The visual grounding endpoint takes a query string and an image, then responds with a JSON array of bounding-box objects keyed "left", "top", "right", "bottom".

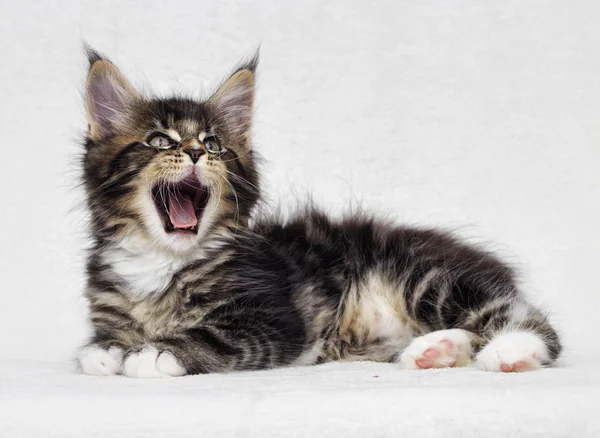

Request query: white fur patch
[
  {"left": 356, "top": 272, "right": 414, "bottom": 346},
  {"left": 476, "top": 331, "right": 548, "bottom": 372},
  {"left": 79, "top": 346, "right": 123, "bottom": 376},
  {"left": 166, "top": 128, "right": 182, "bottom": 142},
  {"left": 509, "top": 301, "right": 530, "bottom": 324},
  {"left": 103, "top": 242, "right": 193, "bottom": 296},
  {"left": 122, "top": 347, "right": 187, "bottom": 378},
  {"left": 122, "top": 347, "right": 162, "bottom": 378},
  {"left": 156, "top": 351, "right": 187, "bottom": 376},
  {"left": 398, "top": 329, "right": 474, "bottom": 369}
]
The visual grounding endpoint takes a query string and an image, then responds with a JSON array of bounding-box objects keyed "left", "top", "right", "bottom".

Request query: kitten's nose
[{"left": 183, "top": 147, "right": 204, "bottom": 164}]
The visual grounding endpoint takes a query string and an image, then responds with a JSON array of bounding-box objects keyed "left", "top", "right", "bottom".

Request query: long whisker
[{"left": 222, "top": 168, "right": 259, "bottom": 192}]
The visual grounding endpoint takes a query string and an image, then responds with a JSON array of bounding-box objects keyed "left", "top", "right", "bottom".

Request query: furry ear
[
  {"left": 85, "top": 48, "right": 139, "bottom": 140},
  {"left": 208, "top": 53, "right": 258, "bottom": 140}
]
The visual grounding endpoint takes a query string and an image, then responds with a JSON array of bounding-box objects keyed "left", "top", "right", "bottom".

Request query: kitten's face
[{"left": 83, "top": 51, "right": 259, "bottom": 253}]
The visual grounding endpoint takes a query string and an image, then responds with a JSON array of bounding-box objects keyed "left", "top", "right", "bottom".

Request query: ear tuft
[
  {"left": 85, "top": 49, "right": 138, "bottom": 140},
  {"left": 238, "top": 48, "right": 260, "bottom": 75},
  {"left": 83, "top": 43, "right": 105, "bottom": 70}
]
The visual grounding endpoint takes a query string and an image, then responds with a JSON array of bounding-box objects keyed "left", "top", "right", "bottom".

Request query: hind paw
[
  {"left": 399, "top": 329, "right": 474, "bottom": 370},
  {"left": 476, "top": 331, "right": 548, "bottom": 372}
]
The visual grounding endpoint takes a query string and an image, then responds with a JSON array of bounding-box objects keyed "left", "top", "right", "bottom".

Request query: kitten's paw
[
  {"left": 476, "top": 331, "right": 548, "bottom": 372},
  {"left": 399, "top": 329, "right": 474, "bottom": 370},
  {"left": 156, "top": 351, "right": 187, "bottom": 377},
  {"left": 122, "top": 347, "right": 162, "bottom": 378},
  {"left": 122, "top": 346, "right": 187, "bottom": 378},
  {"left": 79, "top": 345, "right": 123, "bottom": 376}
]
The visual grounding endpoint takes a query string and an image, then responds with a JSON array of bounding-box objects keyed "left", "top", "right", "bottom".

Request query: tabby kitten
[{"left": 78, "top": 49, "right": 561, "bottom": 377}]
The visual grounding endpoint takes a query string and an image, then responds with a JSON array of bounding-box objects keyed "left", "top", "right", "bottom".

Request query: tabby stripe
[
  {"left": 99, "top": 171, "right": 139, "bottom": 197},
  {"left": 90, "top": 304, "right": 132, "bottom": 322},
  {"left": 187, "top": 327, "right": 240, "bottom": 358},
  {"left": 410, "top": 268, "right": 440, "bottom": 316},
  {"left": 466, "top": 302, "right": 512, "bottom": 333},
  {"left": 108, "top": 142, "right": 145, "bottom": 173},
  {"left": 223, "top": 149, "right": 247, "bottom": 179},
  {"left": 403, "top": 262, "right": 435, "bottom": 308}
]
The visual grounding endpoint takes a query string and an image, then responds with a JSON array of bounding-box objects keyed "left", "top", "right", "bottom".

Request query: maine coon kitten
[{"left": 78, "top": 48, "right": 561, "bottom": 377}]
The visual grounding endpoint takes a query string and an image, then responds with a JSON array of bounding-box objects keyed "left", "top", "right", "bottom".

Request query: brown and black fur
[{"left": 79, "top": 48, "right": 561, "bottom": 375}]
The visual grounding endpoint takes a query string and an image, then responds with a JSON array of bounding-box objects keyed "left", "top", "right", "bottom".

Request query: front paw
[
  {"left": 79, "top": 345, "right": 123, "bottom": 376},
  {"left": 122, "top": 346, "right": 187, "bottom": 378}
]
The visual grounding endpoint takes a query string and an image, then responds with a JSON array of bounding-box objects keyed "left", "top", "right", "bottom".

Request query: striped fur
[{"left": 78, "top": 49, "right": 561, "bottom": 377}]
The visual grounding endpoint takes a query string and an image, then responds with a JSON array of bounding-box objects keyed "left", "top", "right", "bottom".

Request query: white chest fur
[{"left": 102, "top": 238, "right": 202, "bottom": 297}]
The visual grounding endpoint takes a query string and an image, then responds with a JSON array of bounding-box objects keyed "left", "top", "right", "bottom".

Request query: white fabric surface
[{"left": 2, "top": 356, "right": 598, "bottom": 437}]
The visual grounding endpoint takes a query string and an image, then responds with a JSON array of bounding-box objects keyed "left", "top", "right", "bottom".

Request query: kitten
[{"left": 78, "top": 48, "right": 561, "bottom": 377}]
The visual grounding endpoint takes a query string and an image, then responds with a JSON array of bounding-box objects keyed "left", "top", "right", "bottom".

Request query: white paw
[
  {"left": 156, "top": 351, "right": 187, "bottom": 376},
  {"left": 476, "top": 331, "right": 548, "bottom": 372},
  {"left": 122, "top": 346, "right": 186, "bottom": 378},
  {"left": 79, "top": 346, "right": 123, "bottom": 376},
  {"left": 399, "top": 329, "right": 474, "bottom": 370}
]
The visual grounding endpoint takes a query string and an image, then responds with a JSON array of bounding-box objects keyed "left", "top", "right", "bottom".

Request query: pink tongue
[{"left": 168, "top": 193, "right": 197, "bottom": 228}]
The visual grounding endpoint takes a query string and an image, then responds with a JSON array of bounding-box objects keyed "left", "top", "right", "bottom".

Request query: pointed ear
[
  {"left": 208, "top": 55, "right": 257, "bottom": 140},
  {"left": 85, "top": 49, "right": 139, "bottom": 140}
]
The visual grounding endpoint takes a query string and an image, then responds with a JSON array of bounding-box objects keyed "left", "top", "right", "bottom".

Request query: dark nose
[{"left": 184, "top": 147, "right": 204, "bottom": 164}]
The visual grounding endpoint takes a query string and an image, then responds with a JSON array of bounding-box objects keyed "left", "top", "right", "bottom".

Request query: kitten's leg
[
  {"left": 471, "top": 302, "right": 558, "bottom": 372},
  {"left": 398, "top": 329, "right": 475, "bottom": 369},
  {"left": 447, "top": 297, "right": 560, "bottom": 372},
  {"left": 397, "top": 302, "right": 559, "bottom": 372},
  {"left": 122, "top": 318, "right": 306, "bottom": 378},
  {"left": 119, "top": 298, "right": 308, "bottom": 377},
  {"left": 78, "top": 298, "right": 142, "bottom": 376},
  {"left": 397, "top": 259, "right": 560, "bottom": 372}
]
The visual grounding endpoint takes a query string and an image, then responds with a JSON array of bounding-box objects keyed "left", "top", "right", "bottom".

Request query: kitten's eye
[
  {"left": 204, "top": 139, "right": 221, "bottom": 154},
  {"left": 148, "top": 135, "right": 172, "bottom": 149}
]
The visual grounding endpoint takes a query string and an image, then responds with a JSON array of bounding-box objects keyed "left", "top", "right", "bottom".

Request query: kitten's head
[{"left": 82, "top": 48, "right": 260, "bottom": 253}]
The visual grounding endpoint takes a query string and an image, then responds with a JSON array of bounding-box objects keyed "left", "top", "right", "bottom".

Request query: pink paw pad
[
  {"left": 423, "top": 348, "right": 441, "bottom": 358},
  {"left": 500, "top": 360, "right": 527, "bottom": 373},
  {"left": 399, "top": 329, "right": 474, "bottom": 370},
  {"left": 414, "top": 339, "right": 456, "bottom": 369}
]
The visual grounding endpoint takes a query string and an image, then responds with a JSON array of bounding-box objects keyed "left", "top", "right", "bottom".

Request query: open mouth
[{"left": 151, "top": 175, "right": 210, "bottom": 234}]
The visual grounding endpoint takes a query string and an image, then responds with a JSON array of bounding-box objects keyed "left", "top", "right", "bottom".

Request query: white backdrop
[{"left": 0, "top": 0, "right": 598, "bottom": 363}]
